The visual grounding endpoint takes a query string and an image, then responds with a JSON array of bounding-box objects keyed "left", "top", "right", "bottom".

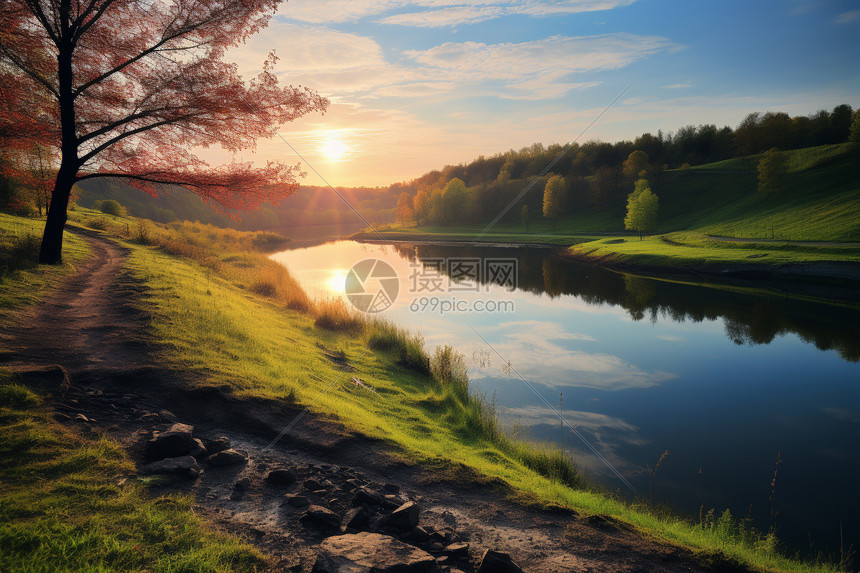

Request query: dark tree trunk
[
  {"left": 39, "top": 17, "right": 78, "bottom": 265},
  {"left": 38, "top": 167, "right": 75, "bottom": 264}
]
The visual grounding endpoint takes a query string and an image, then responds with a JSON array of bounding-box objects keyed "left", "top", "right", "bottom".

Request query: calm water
[{"left": 272, "top": 240, "right": 860, "bottom": 557}]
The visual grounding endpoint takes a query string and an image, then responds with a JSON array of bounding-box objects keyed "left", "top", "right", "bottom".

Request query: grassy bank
[
  {"left": 0, "top": 370, "right": 265, "bottom": 572},
  {"left": 355, "top": 144, "right": 860, "bottom": 276},
  {"left": 0, "top": 210, "right": 848, "bottom": 572}
]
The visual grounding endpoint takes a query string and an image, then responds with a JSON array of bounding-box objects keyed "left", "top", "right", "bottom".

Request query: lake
[{"left": 272, "top": 240, "right": 860, "bottom": 557}]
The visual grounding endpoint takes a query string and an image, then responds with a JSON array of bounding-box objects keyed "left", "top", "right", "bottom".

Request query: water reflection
[{"left": 389, "top": 243, "right": 860, "bottom": 362}]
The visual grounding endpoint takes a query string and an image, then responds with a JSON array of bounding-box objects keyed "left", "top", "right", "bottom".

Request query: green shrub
[
  {"left": 98, "top": 199, "right": 126, "bottom": 217},
  {"left": 0, "top": 233, "right": 41, "bottom": 275}
]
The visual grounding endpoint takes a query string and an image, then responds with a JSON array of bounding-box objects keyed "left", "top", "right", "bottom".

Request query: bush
[
  {"left": 98, "top": 199, "right": 126, "bottom": 217},
  {"left": 0, "top": 233, "right": 41, "bottom": 275}
]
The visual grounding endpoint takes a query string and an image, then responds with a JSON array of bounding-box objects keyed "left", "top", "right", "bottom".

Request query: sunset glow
[{"left": 321, "top": 134, "right": 347, "bottom": 162}]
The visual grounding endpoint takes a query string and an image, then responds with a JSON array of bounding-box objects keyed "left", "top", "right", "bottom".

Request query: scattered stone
[
  {"left": 382, "top": 483, "right": 400, "bottom": 494},
  {"left": 157, "top": 409, "right": 178, "bottom": 422},
  {"left": 286, "top": 495, "right": 310, "bottom": 508},
  {"left": 233, "top": 477, "right": 252, "bottom": 491},
  {"left": 352, "top": 487, "right": 383, "bottom": 506},
  {"left": 266, "top": 468, "right": 298, "bottom": 485},
  {"left": 207, "top": 448, "right": 247, "bottom": 466},
  {"left": 74, "top": 413, "right": 90, "bottom": 423},
  {"left": 444, "top": 542, "right": 469, "bottom": 558},
  {"left": 203, "top": 435, "right": 231, "bottom": 454},
  {"left": 146, "top": 423, "right": 194, "bottom": 460},
  {"left": 312, "top": 532, "right": 437, "bottom": 573},
  {"left": 304, "top": 505, "right": 341, "bottom": 529},
  {"left": 304, "top": 478, "right": 325, "bottom": 491},
  {"left": 409, "top": 526, "right": 432, "bottom": 543},
  {"left": 138, "top": 412, "right": 160, "bottom": 423},
  {"left": 381, "top": 494, "right": 405, "bottom": 511},
  {"left": 190, "top": 438, "right": 208, "bottom": 458},
  {"left": 140, "top": 455, "right": 200, "bottom": 479},
  {"left": 475, "top": 550, "right": 524, "bottom": 573},
  {"left": 341, "top": 506, "right": 372, "bottom": 531},
  {"left": 387, "top": 501, "right": 420, "bottom": 531}
]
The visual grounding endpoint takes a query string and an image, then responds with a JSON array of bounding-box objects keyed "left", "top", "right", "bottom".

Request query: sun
[
  {"left": 321, "top": 135, "right": 347, "bottom": 161},
  {"left": 327, "top": 270, "right": 348, "bottom": 293}
]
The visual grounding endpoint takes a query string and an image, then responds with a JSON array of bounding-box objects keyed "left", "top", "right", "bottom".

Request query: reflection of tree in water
[{"left": 392, "top": 243, "right": 860, "bottom": 363}]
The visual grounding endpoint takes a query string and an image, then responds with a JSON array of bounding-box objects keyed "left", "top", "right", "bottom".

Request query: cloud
[
  {"left": 835, "top": 10, "right": 860, "bottom": 24},
  {"left": 663, "top": 82, "right": 693, "bottom": 89},
  {"left": 279, "top": 0, "right": 637, "bottom": 26},
  {"left": 404, "top": 33, "right": 677, "bottom": 98}
]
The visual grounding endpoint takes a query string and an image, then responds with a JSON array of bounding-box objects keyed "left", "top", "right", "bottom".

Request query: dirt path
[{"left": 2, "top": 230, "right": 752, "bottom": 573}]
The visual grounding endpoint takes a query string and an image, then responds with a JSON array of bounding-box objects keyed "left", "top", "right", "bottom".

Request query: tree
[
  {"left": 850, "top": 110, "right": 860, "bottom": 144},
  {"left": 624, "top": 178, "right": 658, "bottom": 239},
  {"left": 622, "top": 150, "right": 650, "bottom": 179},
  {"left": 0, "top": 1, "right": 328, "bottom": 263},
  {"left": 413, "top": 189, "right": 431, "bottom": 226},
  {"left": 520, "top": 204, "right": 529, "bottom": 233},
  {"left": 542, "top": 174, "right": 565, "bottom": 230},
  {"left": 757, "top": 148, "right": 788, "bottom": 195},
  {"left": 441, "top": 178, "right": 469, "bottom": 225},
  {"left": 395, "top": 191, "right": 413, "bottom": 226}
]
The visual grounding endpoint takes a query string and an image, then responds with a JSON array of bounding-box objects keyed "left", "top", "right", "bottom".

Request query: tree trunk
[{"left": 38, "top": 166, "right": 75, "bottom": 264}]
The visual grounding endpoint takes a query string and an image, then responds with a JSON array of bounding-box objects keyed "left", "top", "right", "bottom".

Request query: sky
[{"left": 224, "top": 0, "right": 860, "bottom": 188}]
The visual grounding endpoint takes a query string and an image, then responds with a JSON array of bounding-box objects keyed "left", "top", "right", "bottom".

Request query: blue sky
[{"left": 225, "top": 0, "right": 860, "bottom": 186}]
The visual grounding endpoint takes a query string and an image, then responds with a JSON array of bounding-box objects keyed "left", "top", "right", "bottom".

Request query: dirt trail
[{"left": 2, "top": 230, "right": 751, "bottom": 573}]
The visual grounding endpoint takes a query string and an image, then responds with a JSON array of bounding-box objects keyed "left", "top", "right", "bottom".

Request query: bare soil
[{"left": 1, "top": 229, "right": 755, "bottom": 573}]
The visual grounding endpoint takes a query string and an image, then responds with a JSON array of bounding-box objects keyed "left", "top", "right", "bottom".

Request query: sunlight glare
[
  {"left": 321, "top": 135, "right": 347, "bottom": 161},
  {"left": 327, "top": 270, "right": 348, "bottom": 293}
]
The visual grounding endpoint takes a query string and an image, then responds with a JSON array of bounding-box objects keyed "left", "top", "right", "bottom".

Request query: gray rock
[
  {"left": 312, "top": 532, "right": 437, "bottom": 573},
  {"left": 266, "top": 468, "right": 298, "bottom": 485},
  {"left": 304, "top": 505, "right": 341, "bottom": 529},
  {"left": 207, "top": 448, "right": 247, "bottom": 466},
  {"left": 140, "top": 455, "right": 200, "bottom": 479},
  {"left": 190, "top": 438, "right": 208, "bottom": 458},
  {"left": 387, "top": 501, "right": 420, "bottom": 531},
  {"left": 157, "top": 409, "right": 178, "bottom": 422},
  {"left": 304, "top": 478, "right": 325, "bottom": 491},
  {"left": 352, "top": 487, "right": 383, "bottom": 506},
  {"left": 444, "top": 542, "right": 469, "bottom": 558},
  {"left": 146, "top": 423, "right": 194, "bottom": 460},
  {"left": 341, "top": 506, "right": 371, "bottom": 531},
  {"left": 475, "top": 550, "right": 524, "bottom": 573},
  {"left": 409, "top": 526, "right": 432, "bottom": 543},
  {"left": 233, "top": 477, "right": 251, "bottom": 491},
  {"left": 203, "top": 435, "right": 231, "bottom": 454},
  {"left": 286, "top": 495, "right": 310, "bottom": 508}
]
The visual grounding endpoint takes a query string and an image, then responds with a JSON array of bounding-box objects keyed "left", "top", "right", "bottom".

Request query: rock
[
  {"left": 146, "top": 423, "right": 194, "bottom": 460},
  {"left": 382, "top": 483, "right": 400, "bottom": 494},
  {"left": 304, "top": 478, "right": 325, "bottom": 491},
  {"left": 444, "top": 542, "right": 469, "bottom": 558},
  {"left": 409, "top": 526, "right": 432, "bottom": 543},
  {"left": 312, "top": 532, "right": 437, "bottom": 573},
  {"left": 157, "top": 409, "right": 178, "bottom": 422},
  {"left": 352, "top": 487, "right": 383, "bottom": 506},
  {"left": 140, "top": 455, "right": 200, "bottom": 479},
  {"left": 189, "top": 438, "right": 208, "bottom": 458},
  {"left": 266, "top": 468, "right": 298, "bottom": 485},
  {"left": 74, "top": 413, "right": 90, "bottom": 423},
  {"left": 207, "top": 448, "right": 247, "bottom": 466},
  {"left": 286, "top": 495, "right": 310, "bottom": 508},
  {"left": 341, "top": 507, "right": 371, "bottom": 531},
  {"left": 138, "top": 412, "right": 160, "bottom": 422},
  {"left": 475, "top": 550, "right": 524, "bottom": 573},
  {"left": 304, "top": 505, "right": 341, "bottom": 529},
  {"left": 387, "top": 501, "right": 420, "bottom": 531},
  {"left": 233, "top": 477, "right": 251, "bottom": 491},
  {"left": 203, "top": 435, "right": 231, "bottom": 454}
]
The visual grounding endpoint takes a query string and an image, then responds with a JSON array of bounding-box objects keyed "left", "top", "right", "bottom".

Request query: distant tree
[
  {"left": 27, "top": 143, "right": 54, "bottom": 217},
  {"left": 98, "top": 199, "right": 125, "bottom": 217},
  {"left": 441, "top": 178, "right": 470, "bottom": 225},
  {"left": 542, "top": 174, "right": 565, "bottom": 230},
  {"left": 622, "top": 150, "right": 651, "bottom": 179},
  {"left": 624, "top": 178, "right": 658, "bottom": 239},
  {"left": 757, "top": 148, "right": 789, "bottom": 195},
  {"left": 0, "top": 0, "right": 329, "bottom": 264},
  {"left": 395, "top": 192, "right": 414, "bottom": 226},
  {"left": 520, "top": 204, "right": 529, "bottom": 233},
  {"left": 413, "top": 190, "right": 431, "bottom": 226},
  {"left": 850, "top": 110, "right": 860, "bottom": 144}
]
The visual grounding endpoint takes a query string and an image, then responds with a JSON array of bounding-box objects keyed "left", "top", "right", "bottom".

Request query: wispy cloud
[
  {"left": 663, "top": 82, "right": 693, "bottom": 89},
  {"left": 834, "top": 10, "right": 860, "bottom": 24},
  {"left": 280, "top": 0, "right": 638, "bottom": 26}
]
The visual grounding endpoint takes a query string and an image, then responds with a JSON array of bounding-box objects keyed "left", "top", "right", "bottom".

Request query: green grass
[
  {"left": 0, "top": 370, "right": 266, "bottom": 573},
  {"left": 1, "top": 210, "right": 849, "bottom": 572},
  {"left": 0, "top": 212, "right": 89, "bottom": 326}
]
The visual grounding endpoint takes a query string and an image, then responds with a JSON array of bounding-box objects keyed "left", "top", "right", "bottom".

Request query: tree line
[{"left": 391, "top": 104, "right": 859, "bottom": 229}]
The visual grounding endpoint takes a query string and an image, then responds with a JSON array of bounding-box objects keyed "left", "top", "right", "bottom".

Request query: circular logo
[{"left": 345, "top": 258, "right": 399, "bottom": 313}]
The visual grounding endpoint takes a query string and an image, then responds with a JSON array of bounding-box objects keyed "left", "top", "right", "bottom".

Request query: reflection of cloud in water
[
  {"left": 502, "top": 405, "right": 646, "bottom": 479},
  {"left": 469, "top": 321, "right": 675, "bottom": 390}
]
